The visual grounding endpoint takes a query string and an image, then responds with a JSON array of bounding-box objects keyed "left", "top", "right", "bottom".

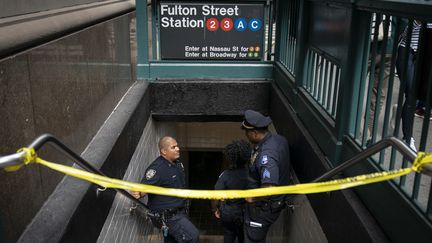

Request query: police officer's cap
[{"left": 241, "top": 110, "right": 272, "bottom": 130}]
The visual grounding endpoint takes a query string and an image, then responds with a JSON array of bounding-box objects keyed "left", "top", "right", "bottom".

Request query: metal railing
[
  {"left": 304, "top": 47, "right": 341, "bottom": 120},
  {"left": 275, "top": 0, "right": 300, "bottom": 76},
  {"left": 350, "top": 11, "right": 432, "bottom": 217},
  {"left": 272, "top": 1, "right": 432, "bottom": 231},
  {"left": 0, "top": 134, "right": 148, "bottom": 210},
  {"left": 3, "top": 135, "right": 431, "bottom": 206},
  {"left": 314, "top": 136, "right": 432, "bottom": 182},
  {"left": 3, "top": 133, "right": 432, "bottom": 242}
]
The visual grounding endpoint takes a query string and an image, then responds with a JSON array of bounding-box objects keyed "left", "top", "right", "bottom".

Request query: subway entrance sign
[{"left": 159, "top": 1, "right": 265, "bottom": 60}]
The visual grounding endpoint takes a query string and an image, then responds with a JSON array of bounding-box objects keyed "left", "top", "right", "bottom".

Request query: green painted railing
[
  {"left": 275, "top": 0, "right": 300, "bottom": 76},
  {"left": 273, "top": 0, "right": 432, "bottom": 241},
  {"left": 303, "top": 47, "right": 341, "bottom": 120}
]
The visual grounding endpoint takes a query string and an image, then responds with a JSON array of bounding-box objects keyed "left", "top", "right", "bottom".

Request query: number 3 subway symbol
[
  {"left": 206, "top": 18, "right": 219, "bottom": 31},
  {"left": 220, "top": 18, "right": 233, "bottom": 31}
]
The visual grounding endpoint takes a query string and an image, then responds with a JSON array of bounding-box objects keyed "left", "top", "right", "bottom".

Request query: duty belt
[
  {"left": 252, "top": 200, "right": 286, "bottom": 212},
  {"left": 147, "top": 207, "right": 184, "bottom": 219}
]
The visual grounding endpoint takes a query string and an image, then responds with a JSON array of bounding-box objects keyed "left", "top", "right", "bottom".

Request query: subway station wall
[{"left": 0, "top": 13, "right": 135, "bottom": 243}]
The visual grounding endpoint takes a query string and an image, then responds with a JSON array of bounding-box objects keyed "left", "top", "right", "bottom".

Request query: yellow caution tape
[
  {"left": 3, "top": 147, "right": 37, "bottom": 172},
  {"left": 5, "top": 148, "right": 432, "bottom": 200}
]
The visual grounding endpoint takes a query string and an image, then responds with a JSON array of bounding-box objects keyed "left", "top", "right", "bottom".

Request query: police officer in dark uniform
[
  {"left": 241, "top": 110, "right": 291, "bottom": 243},
  {"left": 212, "top": 140, "right": 251, "bottom": 243},
  {"left": 131, "top": 136, "right": 199, "bottom": 243}
]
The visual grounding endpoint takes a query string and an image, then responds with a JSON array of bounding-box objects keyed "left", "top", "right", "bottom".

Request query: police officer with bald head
[
  {"left": 241, "top": 110, "right": 291, "bottom": 243},
  {"left": 131, "top": 136, "right": 199, "bottom": 243}
]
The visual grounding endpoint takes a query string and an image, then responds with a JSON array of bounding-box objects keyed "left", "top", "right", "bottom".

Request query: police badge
[{"left": 261, "top": 155, "right": 268, "bottom": 164}]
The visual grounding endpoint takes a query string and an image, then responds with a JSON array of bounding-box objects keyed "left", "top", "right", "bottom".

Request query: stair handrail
[
  {"left": 2, "top": 135, "right": 431, "bottom": 202},
  {"left": 0, "top": 133, "right": 148, "bottom": 209},
  {"left": 313, "top": 136, "right": 432, "bottom": 182}
]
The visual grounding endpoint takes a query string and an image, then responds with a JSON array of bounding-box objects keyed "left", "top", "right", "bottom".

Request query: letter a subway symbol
[{"left": 235, "top": 18, "right": 247, "bottom": 32}]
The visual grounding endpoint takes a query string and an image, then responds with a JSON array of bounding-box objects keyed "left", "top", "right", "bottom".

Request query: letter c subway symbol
[
  {"left": 248, "top": 18, "right": 262, "bottom": 32},
  {"left": 235, "top": 18, "right": 247, "bottom": 32}
]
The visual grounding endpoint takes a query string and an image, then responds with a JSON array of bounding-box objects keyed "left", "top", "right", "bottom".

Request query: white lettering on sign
[
  {"left": 201, "top": 5, "right": 239, "bottom": 16},
  {"left": 185, "top": 46, "right": 199, "bottom": 51},
  {"left": 159, "top": 3, "right": 264, "bottom": 60},
  {"left": 209, "top": 52, "right": 238, "bottom": 58},
  {"left": 185, "top": 52, "right": 200, "bottom": 57},
  {"left": 210, "top": 46, "right": 231, "bottom": 52},
  {"left": 161, "top": 5, "right": 197, "bottom": 16},
  {"left": 161, "top": 17, "right": 204, "bottom": 28},
  {"left": 161, "top": 4, "right": 240, "bottom": 18}
]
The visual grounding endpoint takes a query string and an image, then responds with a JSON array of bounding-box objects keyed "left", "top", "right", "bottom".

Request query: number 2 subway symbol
[{"left": 206, "top": 18, "right": 219, "bottom": 31}]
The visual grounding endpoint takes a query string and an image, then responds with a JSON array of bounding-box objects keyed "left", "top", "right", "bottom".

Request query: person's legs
[
  {"left": 221, "top": 205, "right": 244, "bottom": 243},
  {"left": 415, "top": 100, "right": 426, "bottom": 118},
  {"left": 165, "top": 212, "right": 199, "bottom": 243},
  {"left": 149, "top": 216, "right": 177, "bottom": 243},
  {"left": 221, "top": 215, "right": 237, "bottom": 243},
  {"left": 396, "top": 46, "right": 416, "bottom": 142},
  {"left": 234, "top": 216, "right": 245, "bottom": 243},
  {"left": 369, "top": 53, "right": 391, "bottom": 137},
  {"left": 243, "top": 204, "right": 280, "bottom": 243}
]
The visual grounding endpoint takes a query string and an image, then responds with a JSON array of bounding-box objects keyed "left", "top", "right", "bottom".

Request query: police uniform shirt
[
  {"left": 141, "top": 156, "right": 186, "bottom": 212},
  {"left": 214, "top": 168, "right": 249, "bottom": 206},
  {"left": 249, "top": 132, "right": 291, "bottom": 202}
]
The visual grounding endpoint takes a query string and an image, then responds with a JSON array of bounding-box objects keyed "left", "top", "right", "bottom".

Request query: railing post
[
  {"left": 295, "top": 0, "right": 309, "bottom": 88},
  {"left": 334, "top": 7, "right": 370, "bottom": 164},
  {"left": 136, "top": 0, "right": 150, "bottom": 80}
]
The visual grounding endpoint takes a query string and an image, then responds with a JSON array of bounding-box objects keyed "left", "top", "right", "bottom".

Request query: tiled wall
[{"left": 0, "top": 13, "right": 135, "bottom": 243}]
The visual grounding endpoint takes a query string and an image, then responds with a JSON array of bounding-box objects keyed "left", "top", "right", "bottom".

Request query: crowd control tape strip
[{"left": 5, "top": 148, "right": 432, "bottom": 200}]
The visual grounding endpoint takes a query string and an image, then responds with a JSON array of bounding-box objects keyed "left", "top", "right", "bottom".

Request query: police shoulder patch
[{"left": 146, "top": 169, "right": 156, "bottom": 180}]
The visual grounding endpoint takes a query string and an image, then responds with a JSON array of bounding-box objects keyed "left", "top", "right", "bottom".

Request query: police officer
[
  {"left": 212, "top": 140, "right": 251, "bottom": 243},
  {"left": 241, "top": 110, "right": 291, "bottom": 243},
  {"left": 131, "top": 136, "right": 199, "bottom": 243}
]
